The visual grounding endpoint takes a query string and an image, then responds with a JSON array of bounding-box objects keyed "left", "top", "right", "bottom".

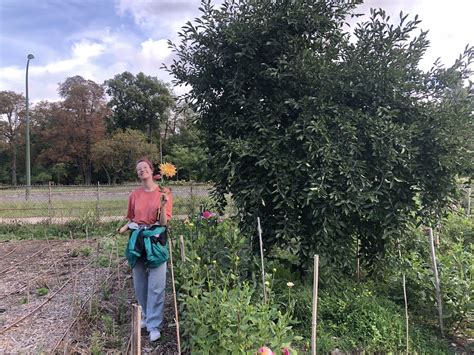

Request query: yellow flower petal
[{"left": 160, "top": 162, "right": 177, "bottom": 178}]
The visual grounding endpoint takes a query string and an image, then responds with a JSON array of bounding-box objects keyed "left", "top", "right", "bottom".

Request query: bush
[
  {"left": 275, "top": 279, "right": 449, "bottom": 353},
  {"left": 181, "top": 282, "right": 295, "bottom": 353}
]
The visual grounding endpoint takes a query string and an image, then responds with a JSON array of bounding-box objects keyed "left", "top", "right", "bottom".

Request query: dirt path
[{"left": 0, "top": 238, "right": 179, "bottom": 354}]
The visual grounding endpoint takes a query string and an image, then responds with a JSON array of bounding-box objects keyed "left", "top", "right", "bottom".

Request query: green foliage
[
  {"left": 104, "top": 71, "right": 174, "bottom": 140},
  {"left": 91, "top": 128, "right": 159, "bottom": 184},
  {"left": 36, "top": 287, "right": 49, "bottom": 297},
  {"left": 172, "top": 216, "right": 298, "bottom": 353},
  {"left": 379, "top": 213, "right": 473, "bottom": 335},
  {"left": 182, "top": 283, "right": 295, "bottom": 353},
  {"left": 169, "top": 0, "right": 474, "bottom": 271},
  {"left": 0, "top": 220, "right": 122, "bottom": 241}
]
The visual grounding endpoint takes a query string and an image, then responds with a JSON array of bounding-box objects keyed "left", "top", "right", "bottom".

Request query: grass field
[
  {"left": 0, "top": 183, "right": 218, "bottom": 219},
  {"left": 0, "top": 195, "right": 213, "bottom": 218}
]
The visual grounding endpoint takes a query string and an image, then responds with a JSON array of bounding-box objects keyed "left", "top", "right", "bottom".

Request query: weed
[
  {"left": 80, "top": 247, "right": 92, "bottom": 257},
  {"left": 36, "top": 287, "right": 49, "bottom": 297}
]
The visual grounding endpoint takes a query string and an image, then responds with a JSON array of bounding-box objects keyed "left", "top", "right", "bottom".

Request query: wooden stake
[
  {"left": 398, "top": 240, "right": 409, "bottom": 353},
  {"left": 428, "top": 227, "right": 444, "bottom": 337},
  {"left": 131, "top": 304, "right": 141, "bottom": 355},
  {"left": 311, "top": 254, "right": 319, "bottom": 355},
  {"left": 89, "top": 241, "right": 100, "bottom": 315},
  {"left": 257, "top": 217, "right": 267, "bottom": 303},
  {"left": 356, "top": 238, "right": 360, "bottom": 282},
  {"left": 467, "top": 187, "right": 471, "bottom": 216},
  {"left": 179, "top": 235, "right": 185, "bottom": 262},
  {"left": 168, "top": 237, "right": 182, "bottom": 354}
]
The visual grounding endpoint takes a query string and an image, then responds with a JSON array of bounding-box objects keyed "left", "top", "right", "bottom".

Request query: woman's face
[{"left": 136, "top": 161, "right": 152, "bottom": 180}]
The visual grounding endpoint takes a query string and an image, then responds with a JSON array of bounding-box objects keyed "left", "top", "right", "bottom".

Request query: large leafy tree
[
  {"left": 91, "top": 128, "right": 159, "bottom": 184},
  {"left": 0, "top": 91, "right": 25, "bottom": 185},
  {"left": 169, "top": 0, "right": 473, "bottom": 270},
  {"left": 105, "top": 72, "right": 175, "bottom": 143},
  {"left": 34, "top": 77, "right": 108, "bottom": 184}
]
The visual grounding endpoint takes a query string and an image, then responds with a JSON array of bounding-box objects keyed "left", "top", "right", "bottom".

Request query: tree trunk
[
  {"left": 103, "top": 167, "right": 111, "bottom": 185},
  {"left": 11, "top": 144, "right": 17, "bottom": 185}
]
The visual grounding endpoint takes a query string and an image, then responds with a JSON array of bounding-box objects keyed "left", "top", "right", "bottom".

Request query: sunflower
[{"left": 160, "top": 162, "right": 177, "bottom": 178}]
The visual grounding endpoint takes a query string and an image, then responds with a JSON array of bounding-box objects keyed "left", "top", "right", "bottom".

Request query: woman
[{"left": 118, "top": 158, "right": 172, "bottom": 342}]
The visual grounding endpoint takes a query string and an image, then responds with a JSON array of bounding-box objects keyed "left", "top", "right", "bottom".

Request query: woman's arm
[{"left": 159, "top": 194, "right": 169, "bottom": 226}]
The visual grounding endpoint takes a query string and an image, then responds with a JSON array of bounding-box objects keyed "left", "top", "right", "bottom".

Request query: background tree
[
  {"left": 56, "top": 76, "right": 108, "bottom": 184},
  {"left": 91, "top": 128, "right": 159, "bottom": 184},
  {"left": 105, "top": 72, "right": 175, "bottom": 145},
  {"left": 164, "top": 103, "right": 210, "bottom": 181},
  {"left": 0, "top": 91, "right": 25, "bottom": 185},
  {"left": 169, "top": 0, "right": 473, "bottom": 271}
]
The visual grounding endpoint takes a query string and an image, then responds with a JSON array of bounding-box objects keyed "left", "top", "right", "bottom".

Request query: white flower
[{"left": 286, "top": 282, "right": 294, "bottom": 288}]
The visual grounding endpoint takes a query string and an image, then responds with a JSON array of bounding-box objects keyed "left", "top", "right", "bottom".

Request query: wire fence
[
  {"left": 0, "top": 182, "right": 221, "bottom": 224},
  {"left": 0, "top": 183, "right": 471, "bottom": 224}
]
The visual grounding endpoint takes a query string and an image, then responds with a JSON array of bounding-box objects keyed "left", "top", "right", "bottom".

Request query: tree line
[{"left": 0, "top": 72, "right": 209, "bottom": 185}]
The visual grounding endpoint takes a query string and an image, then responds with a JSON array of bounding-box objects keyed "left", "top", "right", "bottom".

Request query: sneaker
[{"left": 149, "top": 329, "right": 161, "bottom": 342}]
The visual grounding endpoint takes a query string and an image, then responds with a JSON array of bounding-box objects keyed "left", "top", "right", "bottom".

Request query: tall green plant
[{"left": 168, "top": 0, "right": 474, "bottom": 271}]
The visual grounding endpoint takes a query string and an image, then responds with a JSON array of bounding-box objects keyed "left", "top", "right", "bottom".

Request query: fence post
[
  {"left": 96, "top": 182, "right": 100, "bottom": 222},
  {"left": 48, "top": 181, "right": 52, "bottom": 223},
  {"left": 190, "top": 182, "right": 195, "bottom": 216},
  {"left": 467, "top": 186, "right": 472, "bottom": 216}
]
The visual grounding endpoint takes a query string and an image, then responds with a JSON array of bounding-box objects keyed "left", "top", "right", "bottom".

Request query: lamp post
[{"left": 25, "top": 54, "right": 34, "bottom": 200}]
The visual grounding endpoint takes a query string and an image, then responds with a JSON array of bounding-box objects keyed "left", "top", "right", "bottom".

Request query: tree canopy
[
  {"left": 105, "top": 71, "right": 175, "bottom": 142},
  {"left": 169, "top": 0, "right": 474, "bottom": 270}
]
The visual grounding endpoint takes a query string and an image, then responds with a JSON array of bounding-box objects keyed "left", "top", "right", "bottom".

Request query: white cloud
[
  {"left": 1, "top": 0, "right": 471, "bottom": 103},
  {"left": 354, "top": 0, "right": 474, "bottom": 71},
  {"left": 115, "top": 0, "right": 201, "bottom": 39},
  {"left": 0, "top": 29, "right": 178, "bottom": 101},
  {"left": 141, "top": 39, "right": 171, "bottom": 60}
]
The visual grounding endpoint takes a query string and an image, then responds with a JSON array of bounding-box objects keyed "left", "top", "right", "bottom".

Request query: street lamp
[{"left": 25, "top": 53, "right": 34, "bottom": 200}]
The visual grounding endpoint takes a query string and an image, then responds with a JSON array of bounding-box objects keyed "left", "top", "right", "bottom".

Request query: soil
[{"left": 0, "top": 238, "right": 179, "bottom": 354}]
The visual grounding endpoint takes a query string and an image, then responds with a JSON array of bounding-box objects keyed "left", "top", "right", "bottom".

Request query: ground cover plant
[{"left": 169, "top": 212, "right": 472, "bottom": 353}]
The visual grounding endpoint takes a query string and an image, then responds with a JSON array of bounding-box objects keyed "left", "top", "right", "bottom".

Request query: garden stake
[
  {"left": 356, "top": 238, "right": 360, "bottom": 282},
  {"left": 168, "top": 236, "right": 182, "bottom": 354},
  {"left": 179, "top": 234, "right": 185, "bottom": 262},
  {"left": 311, "top": 254, "right": 319, "bottom": 355},
  {"left": 397, "top": 239, "right": 409, "bottom": 353},
  {"left": 89, "top": 240, "right": 100, "bottom": 315},
  {"left": 467, "top": 186, "right": 471, "bottom": 216},
  {"left": 131, "top": 303, "right": 141, "bottom": 355},
  {"left": 427, "top": 227, "right": 444, "bottom": 337},
  {"left": 257, "top": 217, "right": 267, "bottom": 303}
]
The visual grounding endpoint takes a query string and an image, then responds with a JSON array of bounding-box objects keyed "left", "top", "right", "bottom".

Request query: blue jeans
[{"left": 132, "top": 258, "right": 167, "bottom": 331}]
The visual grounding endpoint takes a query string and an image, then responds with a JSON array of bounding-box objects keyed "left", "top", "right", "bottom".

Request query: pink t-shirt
[{"left": 126, "top": 186, "right": 173, "bottom": 225}]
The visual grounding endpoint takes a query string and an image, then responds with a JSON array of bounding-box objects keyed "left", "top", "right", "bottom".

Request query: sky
[{"left": 0, "top": 0, "right": 473, "bottom": 102}]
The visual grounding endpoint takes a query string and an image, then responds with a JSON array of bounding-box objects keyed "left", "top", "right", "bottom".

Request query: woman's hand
[
  {"left": 160, "top": 193, "right": 169, "bottom": 208},
  {"left": 117, "top": 223, "right": 129, "bottom": 234},
  {"left": 159, "top": 191, "right": 170, "bottom": 226}
]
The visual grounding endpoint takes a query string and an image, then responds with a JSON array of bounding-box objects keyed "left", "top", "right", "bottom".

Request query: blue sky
[{"left": 0, "top": 0, "right": 473, "bottom": 102}]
